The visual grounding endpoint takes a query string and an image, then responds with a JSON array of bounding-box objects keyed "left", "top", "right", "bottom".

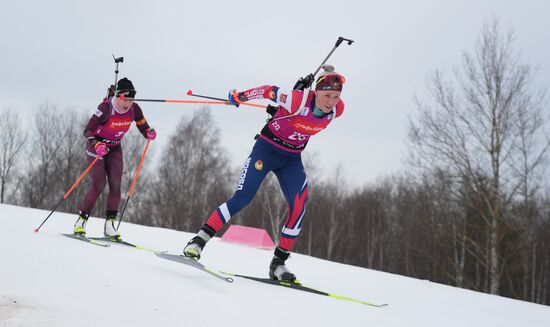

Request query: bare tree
[
  {"left": 509, "top": 85, "right": 550, "bottom": 301},
  {"left": 56, "top": 110, "right": 89, "bottom": 213},
  {"left": 0, "top": 109, "right": 27, "bottom": 203},
  {"left": 18, "top": 106, "right": 91, "bottom": 214},
  {"left": 346, "top": 181, "right": 390, "bottom": 269},
  {"left": 21, "top": 104, "right": 68, "bottom": 209},
  {"left": 316, "top": 165, "right": 350, "bottom": 260},
  {"left": 408, "top": 18, "right": 549, "bottom": 294},
  {"left": 146, "top": 108, "right": 232, "bottom": 231}
]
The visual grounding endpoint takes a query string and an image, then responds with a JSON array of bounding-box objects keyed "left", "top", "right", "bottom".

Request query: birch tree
[
  {"left": 0, "top": 109, "right": 27, "bottom": 204},
  {"left": 147, "top": 109, "right": 232, "bottom": 231},
  {"left": 408, "top": 18, "right": 549, "bottom": 294}
]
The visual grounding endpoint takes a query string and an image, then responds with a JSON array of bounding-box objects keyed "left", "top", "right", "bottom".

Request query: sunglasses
[
  {"left": 316, "top": 74, "right": 346, "bottom": 90},
  {"left": 116, "top": 89, "right": 136, "bottom": 98}
]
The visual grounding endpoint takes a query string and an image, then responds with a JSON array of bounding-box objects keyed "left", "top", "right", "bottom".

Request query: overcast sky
[{"left": 1, "top": 0, "right": 549, "bottom": 186}]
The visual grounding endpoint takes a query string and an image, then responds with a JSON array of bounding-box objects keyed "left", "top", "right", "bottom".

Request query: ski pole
[
  {"left": 292, "top": 37, "right": 354, "bottom": 92},
  {"left": 186, "top": 90, "right": 227, "bottom": 102},
  {"left": 34, "top": 156, "right": 101, "bottom": 233},
  {"left": 311, "top": 36, "right": 354, "bottom": 77},
  {"left": 134, "top": 98, "right": 227, "bottom": 105},
  {"left": 116, "top": 140, "right": 150, "bottom": 230},
  {"left": 186, "top": 90, "right": 267, "bottom": 109}
]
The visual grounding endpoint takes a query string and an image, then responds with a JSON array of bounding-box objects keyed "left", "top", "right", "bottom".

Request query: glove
[
  {"left": 103, "top": 85, "right": 116, "bottom": 101},
  {"left": 293, "top": 73, "right": 314, "bottom": 91},
  {"left": 228, "top": 89, "right": 247, "bottom": 108},
  {"left": 146, "top": 128, "right": 157, "bottom": 140},
  {"left": 94, "top": 142, "right": 108, "bottom": 157},
  {"left": 107, "top": 84, "right": 115, "bottom": 97},
  {"left": 266, "top": 104, "right": 278, "bottom": 117}
]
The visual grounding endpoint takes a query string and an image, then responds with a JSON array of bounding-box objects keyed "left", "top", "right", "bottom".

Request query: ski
[
  {"left": 88, "top": 236, "right": 166, "bottom": 254},
  {"left": 221, "top": 272, "right": 387, "bottom": 307},
  {"left": 61, "top": 233, "right": 110, "bottom": 247},
  {"left": 155, "top": 253, "right": 234, "bottom": 283}
]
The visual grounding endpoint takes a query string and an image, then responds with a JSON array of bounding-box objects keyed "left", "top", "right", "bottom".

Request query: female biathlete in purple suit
[
  {"left": 73, "top": 78, "right": 156, "bottom": 238},
  {"left": 183, "top": 66, "right": 346, "bottom": 281}
]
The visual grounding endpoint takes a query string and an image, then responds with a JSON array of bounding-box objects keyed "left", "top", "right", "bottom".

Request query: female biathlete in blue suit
[{"left": 183, "top": 66, "right": 346, "bottom": 281}]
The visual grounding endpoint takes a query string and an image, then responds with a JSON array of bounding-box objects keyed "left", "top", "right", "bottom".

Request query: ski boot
[
  {"left": 183, "top": 229, "right": 212, "bottom": 260},
  {"left": 104, "top": 211, "right": 121, "bottom": 240},
  {"left": 73, "top": 211, "right": 89, "bottom": 236},
  {"left": 269, "top": 247, "right": 297, "bottom": 282},
  {"left": 183, "top": 225, "right": 217, "bottom": 260}
]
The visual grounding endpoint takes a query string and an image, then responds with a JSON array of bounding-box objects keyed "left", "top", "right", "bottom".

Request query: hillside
[{"left": 1, "top": 203, "right": 549, "bottom": 326}]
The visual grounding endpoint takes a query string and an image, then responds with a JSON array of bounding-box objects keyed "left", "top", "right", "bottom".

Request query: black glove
[
  {"left": 228, "top": 89, "right": 248, "bottom": 108},
  {"left": 293, "top": 73, "right": 314, "bottom": 90},
  {"left": 104, "top": 84, "right": 115, "bottom": 101},
  {"left": 266, "top": 104, "right": 278, "bottom": 117}
]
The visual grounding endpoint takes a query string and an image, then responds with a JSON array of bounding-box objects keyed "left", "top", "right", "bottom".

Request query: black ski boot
[
  {"left": 183, "top": 225, "right": 215, "bottom": 260},
  {"left": 269, "top": 247, "right": 296, "bottom": 282},
  {"left": 183, "top": 236, "right": 207, "bottom": 260}
]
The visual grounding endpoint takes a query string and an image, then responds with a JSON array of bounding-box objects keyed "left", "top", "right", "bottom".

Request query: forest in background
[{"left": 1, "top": 18, "right": 549, "bottom": 305}]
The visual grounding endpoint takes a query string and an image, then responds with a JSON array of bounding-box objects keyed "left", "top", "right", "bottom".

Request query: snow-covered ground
[{"left": 1, "top": 203, "right": 549, "bottom": 327}]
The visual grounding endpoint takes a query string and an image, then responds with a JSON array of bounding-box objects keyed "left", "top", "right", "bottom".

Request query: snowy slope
[{"left": 1, "top": 203, "right": 549, "bottom": 327}]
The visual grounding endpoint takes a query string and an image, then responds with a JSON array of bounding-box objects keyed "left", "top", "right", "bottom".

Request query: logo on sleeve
[{"left": 94, "top": 109, "right": 103, "bottom": 117}]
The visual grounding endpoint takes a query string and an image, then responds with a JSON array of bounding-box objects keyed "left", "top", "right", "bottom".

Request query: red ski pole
[
  {"left": 116, "top": 140, "right": 150, "bottom": 230},
  {"left": 134, "top": 98, "right": 227, "bottom": 105},
  {"left": 34, "top": 156, "right": 101, "bottom": 233}
]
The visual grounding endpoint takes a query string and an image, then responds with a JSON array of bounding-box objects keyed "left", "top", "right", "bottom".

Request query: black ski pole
[
  {"left": 186, "top": 90, "right": 227, "bottom": 102},
  {"left": 293, "top": 37, "right": 354, "bottom": 91}
]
